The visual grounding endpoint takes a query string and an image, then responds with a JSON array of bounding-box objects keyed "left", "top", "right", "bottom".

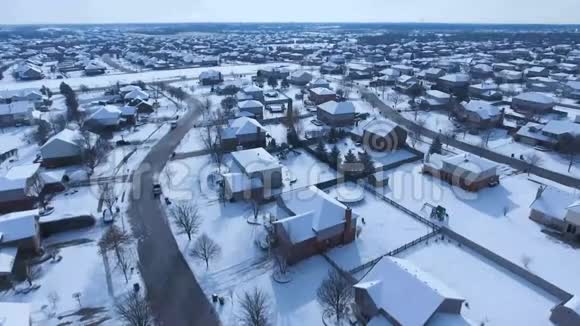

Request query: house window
[{"left": 566, "top": 224, "right": 577, "bottom": 234}]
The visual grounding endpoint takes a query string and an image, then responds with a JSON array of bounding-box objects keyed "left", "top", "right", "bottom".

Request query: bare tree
[
  {"left": 191, "top": 233, "right": 221, "bottom": 269},
  {"left": 408, "top": 131, "right": 419, "bottom": 148},
  {"left": 201, "top": 97, "right": 213, "bottom": 119},
  {"left": 77, "top": 131, "right": 110, "bottom": 174},
  {"left": 169, "top": 202, "right": 202, "bottom": 241},
  {"left": 524, "top": 153, "right": 543, "bottom": 175},
  {"left": 317, "top": 270, "right": 353, "bottom": 324},
  {"left": 99, "top": 183, "right": 117, "bottom": 216},
  {"left": 115, "top": 248, "right": 133, "bottom": 283},
  {"left": 238, "top": 288, "right": 271, "bottom": 326},
  {"left": 390, "top": 92, "right": 401, "bottom": 109},
  {"left": 98, "top": 225, "right": 131, "bottom": 265},
  {"left": 116, "top": 291, "right": 154, "bottom": 326}
]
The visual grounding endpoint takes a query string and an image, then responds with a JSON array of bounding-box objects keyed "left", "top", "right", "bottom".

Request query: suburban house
[
  {"left": 420, "top": 90, "right": 451, "bottom": 110},
  {"left": 422, "top": 154, "right": 499, "bottom": 191},
  {"left": 346, "top": 64, "right": 373, "bottom": 80},
  {"left": 16, "top": 64, "right": 44, "bottom": 81},
  {"left": 551, "top": 296, "right": 580, "bottom": 326},
  {"left": 199, "top": 70, "right": 223, "bottom": 86},
  {"left": 565, "top": 81, "right": 580, "bottom": 99},
  {"left": 436, "top": 73, "right": 470, "bottom": 95},
  {"left": 222, "top": 148, "right": 283, "bottom": 201},
  {"left": 241, "top": 85, "right": 264, "bottom": 101},
  {"left": 308, "top": 87, "right": 337, "bottom": 105},
  {"left": 0, "top": 209, "right": 41, "bottom": 254},
  {"left": 273, "top": 185, "right": 357, "bottom": 265},
  {"left": 457, "top": 100, "right": 502, "bottom": 128},
  {"left": 84, "top": 106, "right": 122, "bottom": 131},
  {"left": 511, "top": 92, "right": 555, "bottom": 114},
  {"left": 353, "top": 118, "right": 408, "bottom": 152},
  {"left": 424, "top": 67, "right": 446, "bottom": 81},
  {"left": 396, "top": 75, "right": 420, "bottom": 94},
  {"left": 288, "top": 71, "right": 313, "bottom": 86},
  {"left": 0, "top": 101, "right": 34, "bottom": 127},
  {"left": 468, "top": 82, "right": 503, "bottom": 101},
  {"left": 529, "top": 186, "right": 580, "bottom": 239},
  {"left": 317, "top": 101, "right": 356, "bottom": 127},
  {"left": 238, "top": 100, "right": 264, "bottom": 119},
  {"left": 84, "top": 62, "right": 106, "bottom": 76},
  {"left": 0, "top": 89, "right": 45, "bottom": 105},
  {"left": 320, "top": 62, "right": 343, "bottom": 75},
  {"left": 307, "top": 78, "right": 331, "bottom": 90},
  {"left": 471, "top": 64, "right": 494, "bottom": 79},
  {"left": 216, "top": 80, "right": 242, "bottom": 95},
  {"left": 497, "top": 69, "right": 524, "bottom": 83},
  {"left": 221, "top": 117, "right": 267, "bottom": 151},
  {"left": 0, "top": 164, "right": 42, "bottom": 214},
  {"left": 354, "top": 257, "right": 470, "bottom": 326},
  {"left": 515, "top": 120, "right": 579, "bottom": 149},
  {"left": 40, "top": 129, "right": 96, "bottom": 168},
  {"left": 526, "top": 66, "right": 550, "bottom": 78},
  {"left": 257, "top": 67, "right": 290, "bottom": 80},
  {"left": 124, "top": 89, "right": 149, "bottom": 103}
]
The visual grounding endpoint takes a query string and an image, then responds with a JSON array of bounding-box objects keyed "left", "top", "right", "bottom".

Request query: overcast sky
[{"left": 2, "top": 0, "right": 580, "bottom": 25}]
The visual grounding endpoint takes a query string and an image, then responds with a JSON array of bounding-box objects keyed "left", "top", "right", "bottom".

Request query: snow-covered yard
[
  {"left": 324, "top": 184, "right": 432, "bottom": 271},
  {"left": 399, "top": 241, "right": 560, "bottom": 325},
  {"left": 380, "top": 162, "right": 580, "bottom": 296}
]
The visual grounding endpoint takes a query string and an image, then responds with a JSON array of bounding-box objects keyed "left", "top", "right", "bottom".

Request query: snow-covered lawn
[
  {"left": 324, "top": 184, "right": 432, "bottom": 271},
  {"left": 381, "top": 162, "right": 580, "bottom": 296},
  {"left": 399, "top": 241, "right": 560, "bottom": 326},
  {"left": 0, "top": 63, "right": 302, "bottom": 91}
]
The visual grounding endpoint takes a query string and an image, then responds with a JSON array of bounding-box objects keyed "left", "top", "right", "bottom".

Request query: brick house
[
  {"left": 308, "top": 87, "right": 336, "bottom": 105},
  {"left": 274, "top": 186, "right": 357, "bottom": 265},
  {"left": 316, "top": 101, "right": 355, "bottom": 127},
  {"left": 422, "top": 154, "right": 499, "bottom": 192}
]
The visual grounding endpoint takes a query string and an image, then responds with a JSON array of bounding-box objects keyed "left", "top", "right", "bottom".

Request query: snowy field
[
  {"left": 0, "top": 63, "right": 301, "bottom": 91},
  {"left": 399, "top": 241, "right": 560, "bottom": 325},
  {"left": 324, "top": 183, "right": 432, "bottom": 271},
  {"left": 379, "top": 162, "right": 580, "bottom": 296}
]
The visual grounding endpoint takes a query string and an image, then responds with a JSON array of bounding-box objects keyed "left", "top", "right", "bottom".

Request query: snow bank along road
[{"left": 127, "top": 96, "right": 219, "bottom": 326}]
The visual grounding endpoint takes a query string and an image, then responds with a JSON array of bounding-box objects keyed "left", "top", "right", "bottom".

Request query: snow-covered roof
[
  {"left": 0, "top": 302, "right": 31, "bottom": 325},
  {"left": 367, "top": 314, "right": 394, "bottom": 326},
  {"left": 199, "top": 69, "right": 221, "bottom": 80},
  {"left": 0, "top": 101, "right": 34, "bottom": 116},
  {"left": 124, "top": 89, "right": 149, "bottom": 100},
  {"left": 355, "top": 257, "right": 464, "bottom": 326},
  {"left": 0, "top": 246, "right": 18, "bottom": 275},
  {"left": 229, "top": 117, "right": 266, "bottom": 136},
  {"left": 439, "top": 73, "right": 470, "bottom": 83},
  {"left": 426, "top": 90, "right": 451, "bottom": 100},
  {"left": 222, "top": 172, "right": 263, "bottom": 193},
  {"left": 542, "top": 120, "right": 580, "bottom": 137},
  {"left": 243, "top": 85, "right": 263, "bottom": 94},
  {"left": 120, "top": 85, "right": 141, "bottom": 93},
  {"left": 3, "top": 163, "right": 40, "bottom": 181},
  {"left": 513, "top": 92, "right": 554, "bottom": 105},
  {"left": 279, "top": 185, "right": 353, "bottom": 233},
  {"left": 318, "top": 101, "right": 355, "bottom": 115},
  {"left": 238, "top": 100, "right": 264, "bottom": 110},
  {"left": 86, "top": 106, "right": 121, "bottom": 125},
  {"left": 310, "top": 87, "right": 335, "bottom": 96},
  {"left": 530, "top": 186, "right": 577, "bottom": 221},
  {"left": 231, "top": 148, "right": 280, "bottom": 174},
  {"left": 442, "top": 154, "right": 498, "bottom": 176},
  {"left": 462, "top": 100, "right": 500, "bottom": 119},
  {"left": 275, "top": 211, "right": 317, "bottom": 243},
  {"left": 0, "top": 209, "right": 38, "bottom": 243}
]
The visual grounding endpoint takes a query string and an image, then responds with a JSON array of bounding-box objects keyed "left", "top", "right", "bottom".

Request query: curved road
[{"left": 127, "top": 99, "right": 220, "bottom": 326}]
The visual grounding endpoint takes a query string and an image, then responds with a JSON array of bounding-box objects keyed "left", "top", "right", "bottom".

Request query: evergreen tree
[
  {"left": 358, "top": 150, "right": 374, "bottom": 175},
  {"left": 429, "top": 136, "right": 443, "bottom": 155},
  {"left": 343, "top": 149, "right": 358, "bottom": 164},
  {"left": 315, "top": 140, "right": 327, "bottom": 161},
  {"left": 328, "top": 145, "right": 341, "bottom": 168},
  {"left": 267, "top": 76, "right": 278, "bottom": 89},
  {"left": 281, "top": 78, "right": 290, "bottom": 89}
]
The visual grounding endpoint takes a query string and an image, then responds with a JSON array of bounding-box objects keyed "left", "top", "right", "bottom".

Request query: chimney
[{"left": 343, "top": 207, "right": 354, "bottom": 243}]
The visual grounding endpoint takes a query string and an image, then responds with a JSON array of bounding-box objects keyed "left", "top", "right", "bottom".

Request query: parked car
[
  {"left": 311, "top": 119, "right": 324, "bottom": 126},
  {"left": 153, "top": 184, "right": 162, "bottom": 197}
]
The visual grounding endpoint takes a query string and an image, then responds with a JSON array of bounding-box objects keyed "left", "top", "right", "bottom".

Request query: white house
[
  {"left": 40, "top": 129, "right": 96, "bottom": 168},
  {"left": 530, "top": 186, "right": 580, "bottom": 237}
]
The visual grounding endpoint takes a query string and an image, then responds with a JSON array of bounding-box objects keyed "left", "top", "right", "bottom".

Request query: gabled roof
[
  {"left": 229, "top": 116, "right": 266, "bottom": 136},
  {"left": 513, "top": 92, "right": 554, "bottom": 105},
  {"left": 231, "top": 148, "right": 280, "bottom": 174},
  {"left": 0, "top": 101, "right": 34, "bottom": 116},
  {"left": 279, "top": 185, "right": 352, "bottom": 233},
  {"left": 238, "top": 100, "right": 264, "bottom": 110},
  {"left": 462, "top": 100, "right": 500, "bottom": 119},
  {"left": 355, "top": 257, "right": 463, "bottom": 326},
  {"left": 124, "top": 89, "right": 149, "bottom": 100},
  {"left": 318, "top": 101, "right": 355, "bottom": 115},
  {"left": 530, "top": 186, "right": 577, "bottom": 221},
  {"left": 310, "top": 87, "right": 335, "bottom": 96}
]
